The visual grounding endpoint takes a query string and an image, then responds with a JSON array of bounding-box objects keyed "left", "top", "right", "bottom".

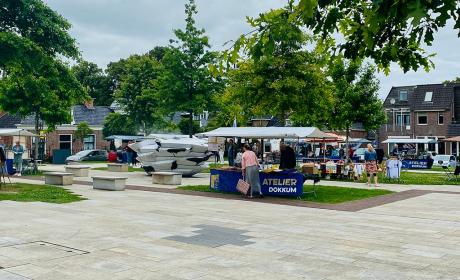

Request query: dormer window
[
  {"left": 424, "top": 91, "right": 433, "bottom": 102},
  {"left": 399, "top": 90, "right": 408, "bottom": 101}
]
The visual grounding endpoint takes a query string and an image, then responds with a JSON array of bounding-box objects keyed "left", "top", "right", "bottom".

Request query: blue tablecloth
[
  {"left": 210, "top": 169, "right": 304, "bottom": 197},
  {"left": 402, "top": 159, "right": 429, "bottom": 169}
]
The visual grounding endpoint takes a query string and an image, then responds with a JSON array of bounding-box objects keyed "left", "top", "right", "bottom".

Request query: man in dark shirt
[
  {"left": 0, "top": 137, "right": 7, "bottom": 176},
  {"left": 227, "top": 139, "right": 236, "bottom": 166},
  {"left": 279, "top": 142, "right": 296, "bottom": 170}
]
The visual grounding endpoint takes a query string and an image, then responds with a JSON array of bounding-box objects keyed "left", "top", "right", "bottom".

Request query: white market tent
[
  {"left": 382, "top": 138, "right": 436, "bottom": 144},
  {"left": 197, "top": 127, "right": 335, "bottom": 139},
  {"left": 0, "top": 128, "right": 36, "bottom": 137}
]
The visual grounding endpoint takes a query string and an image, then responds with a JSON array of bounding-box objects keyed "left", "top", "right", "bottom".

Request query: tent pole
[{"left": 323, "top": 137, "right": 326, "bottom": 162}]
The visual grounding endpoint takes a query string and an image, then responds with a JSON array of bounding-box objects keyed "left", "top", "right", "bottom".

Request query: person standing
[
  {"left": 12, "top": 141, "right": 24, "bottom": 176},
  {"left": 125, "top": 141, "right": 134, "bottom": 166},
  {"left": 227, "top": 139, "right": 236, "bottom": 166},
  {"left": 0, "top": 138, "right": 7, "bottom": 177},
  {"left": 241, "top": 144, "right": 263, "bottom": 198},
  {"left": 364, "top": 144, "right": 379, "bottom": 187},
  {"left": 279, "top": 142, "right": 296, "bottom": 170},
  {"left": 234, "top": 149, "right": 243, "bottom": 168},
  {"left": 218, "top": 145, "right": 225, "bottom": 164}
]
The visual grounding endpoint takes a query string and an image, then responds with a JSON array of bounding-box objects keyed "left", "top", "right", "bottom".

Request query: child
[
  {"left": 347, "top": 160, "right": 355, "bottom": 180},
  {"left": 354, "top": 160, "right": 364, "bottom": 181}
]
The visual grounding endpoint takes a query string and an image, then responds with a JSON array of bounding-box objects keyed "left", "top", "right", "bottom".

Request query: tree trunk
[
  {"left": 34, "top": 112, "right": 40, "bottom": 172},
  {"left": 188, "top": 110, "right": 193, "bottom": 138},
  {"left": 345, "top": 127, "right": 350, "bottom": 161}
]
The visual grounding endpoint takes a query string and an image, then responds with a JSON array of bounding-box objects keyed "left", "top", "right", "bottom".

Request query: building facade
[
  {"left": 0, "top": 100, "right": 112, "bottom": 159},
  {"left": 379, "top": 83, "right": 460, "bottom": 155}
]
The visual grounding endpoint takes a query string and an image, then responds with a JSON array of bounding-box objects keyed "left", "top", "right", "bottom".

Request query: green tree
[
  {"left": 114, "top": 53, "right": 165, "bottom": 134},
  {"left": 328, "top": 58, "right": 386, "bottom": 158},
  {"left": 0, "top": 0, "right": 79, "bottom": 68},
  {"left": 0, "top": 0, "right": 86, "bottom": 166},
  {"left": 74, "top": 122, "right": 93, "bottom": 151},
  {"left": 102, "top": 113, "right": 138, "bottom": 138},
  {"left": 158, "top": 0, "right": 223, "bottom": 137},
  {"left": 106, "top": 46, "right": 169, "bottom": 96},
  {"left": 72, "top": 61, "right": 112, "bottom": 106},
  {"left": 444, "top": 77, "right": 460, "bottom": 83},
  {"left": 226, "top": 0, "right": 460, "bottom": 73},
  {"left": 217, "top": 4, "right": 332, "bottom": 127},
  {"left": 177, "top": 118, "right": 201, "bottom": 135}
]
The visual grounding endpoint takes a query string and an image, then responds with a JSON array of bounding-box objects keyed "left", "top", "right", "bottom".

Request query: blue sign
[
  {"left": 210, "top": 169, "right": 304, "bottom": 197},
  {"left": 402, "top": 159, "right": 428, "bottom": 169}
]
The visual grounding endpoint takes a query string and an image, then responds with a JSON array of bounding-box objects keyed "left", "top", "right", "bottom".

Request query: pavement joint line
[{"left": 17, "top": 176, "right": 460, "bottom": 212}]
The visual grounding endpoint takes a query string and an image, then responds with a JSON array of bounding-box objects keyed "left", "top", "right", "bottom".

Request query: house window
[
  {"left": 404, "top": 114, "right": 411, "bottom": 126},
  {"left": 424, "top": 91, "right": 433, "bottom": 102},
  {"left": 83, "top": 135, "right": 96, "bottom": 150},
  {"left": 396, "top": 113, "right": 411, "bottom": 126},
  {"left": 438, "top": 112, "right": 444, "bottom": 125},
  {"left": 399, "top": 90, "right": 408, "bottom": 101},
  {"left": 417, "top": 113, "right": 428, "bottom": 125},
  {"left": 59, "top": 134, "right": 72, "bottom": 150}
]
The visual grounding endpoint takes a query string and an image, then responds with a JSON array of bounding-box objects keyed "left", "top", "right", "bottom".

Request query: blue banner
[
  {"left": 210, "top": 169, "right": 304, "bottom": 197},
  {"left": 401, "top": 159, "right": 428, "bottom": 169}
]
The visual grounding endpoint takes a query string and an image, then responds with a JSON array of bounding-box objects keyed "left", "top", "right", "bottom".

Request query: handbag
[{"left": 236, "top": 174, "right": 250, "bottom": 195}]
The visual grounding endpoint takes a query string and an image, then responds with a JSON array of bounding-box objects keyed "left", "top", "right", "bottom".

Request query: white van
[{"left": 432, "top": 155, "right": 456, "bottom": 167}]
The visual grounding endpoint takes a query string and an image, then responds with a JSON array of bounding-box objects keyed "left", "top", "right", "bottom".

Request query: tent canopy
[
  {"left": 443, "top": 136, "right": 460, "bottom": 142},
  {"left": 0, "top": 128, "right": 36, "bottom": 137},
  {"left": 197, "top": 127, "right": 335, "bottom": 139},
  {"left": 348, "top": 138, "right": 371, "bottom": 143},
  {"left": 382, "top": 138, "right": 436, "bottom": 144}
]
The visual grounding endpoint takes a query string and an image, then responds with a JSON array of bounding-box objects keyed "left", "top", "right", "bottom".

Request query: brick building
[
  {"left": 0, "top": 100, "right": 112, "bottom": 159},
  {"left": 379, "top": 83, "right": 460, "bottom": 156}
]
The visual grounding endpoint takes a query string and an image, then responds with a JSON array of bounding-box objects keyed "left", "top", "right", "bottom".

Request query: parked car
[
  {"left": 432, "top": 154, "right": 456, "bottom": 167},
  {"left": 65, "top": 150, "right": 108, "bottom": 163}
]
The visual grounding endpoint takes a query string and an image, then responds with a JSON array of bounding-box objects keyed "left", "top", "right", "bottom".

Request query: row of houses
[
  {"left": 0, "top": 99, "right": 211, "bottom": 160},
  {"left": 0, "top": 99, "right": 111, "bottom": 159},
  {"left": 379, "top": 82, "right": 460, "bottom": 156}
]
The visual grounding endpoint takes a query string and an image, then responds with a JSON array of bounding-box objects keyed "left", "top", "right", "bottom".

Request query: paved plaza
[{"left": 0, "top": 167, "right": 460, "bottom": 279}]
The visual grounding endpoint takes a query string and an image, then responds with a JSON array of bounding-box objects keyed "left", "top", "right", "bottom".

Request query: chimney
[{"left": 84, "top": 98, "right": 95, "bottom": 109}]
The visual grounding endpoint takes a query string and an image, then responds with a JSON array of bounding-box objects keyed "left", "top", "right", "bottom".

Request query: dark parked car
[{"left": 66, "top": 150, "right": 108, "bottom": 163}]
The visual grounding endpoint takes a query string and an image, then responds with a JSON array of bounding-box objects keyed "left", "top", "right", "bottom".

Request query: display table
[{"left": 210, "top": 168, "right": 304, "bottom": 197}]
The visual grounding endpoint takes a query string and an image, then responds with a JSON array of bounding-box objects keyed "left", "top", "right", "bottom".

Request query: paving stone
[
  {"left": 0, "top": 270, "right": 30, "bottom": 280},
  {"left": 2, "top": 174, "right": 460, "bottom": 279}
]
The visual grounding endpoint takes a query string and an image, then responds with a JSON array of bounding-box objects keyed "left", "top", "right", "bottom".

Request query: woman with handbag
[{"left": 241, "top": 144, "right": 263, "bottom": 198}]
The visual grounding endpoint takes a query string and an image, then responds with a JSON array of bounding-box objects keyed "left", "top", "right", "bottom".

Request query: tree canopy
[
  {"left": 328, "top": 58, "right": 386, "bottom": 155},
  {"left": 72, "top": 61, "right": 112, "bottom": 106},
  {"left": 157, "top": 0, "right": 223, "bottom": 137},
  {"left": 226, "top": 0, "right": 460, "bottom": 73},
  {"left": 0, "top": 0, "right": 79, "bottom": 66},
  {"left": 0, "top": 0, "right": 86, "bottom": 131},
  {"left": 216, "top": 5, "right": 332, "bottom": 128},
  {"left": 113, "top": 53, "right": 165, "bottom": 134},
  {"left": 102, "top": 113, "right": 138, "bottom": 138}
]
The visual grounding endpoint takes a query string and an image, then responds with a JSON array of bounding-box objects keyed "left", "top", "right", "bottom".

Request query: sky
[{"left": 43, "top": 0, "right": 460, "bottom": 98}]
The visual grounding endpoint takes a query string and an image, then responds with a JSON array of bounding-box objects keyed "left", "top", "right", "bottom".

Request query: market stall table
[{"left": 210, "top": 168, "right": 308, "bottom": 198}]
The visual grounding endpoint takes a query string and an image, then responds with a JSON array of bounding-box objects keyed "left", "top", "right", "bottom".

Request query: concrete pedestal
[
  {"left": 107, "top": 163, "right": 129, "bottom": 172},
  {"left": 152, "top": 172, "right": 182, "bottom": 185},
  {"left": 44, "top": 172, "right": 74, "bottom": 186},
  {"left": 65, "top": 166, "right": 90, "bottom": 177},
  {"left": 92, "top": 176, "right": 127, "bottom": 191}
]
